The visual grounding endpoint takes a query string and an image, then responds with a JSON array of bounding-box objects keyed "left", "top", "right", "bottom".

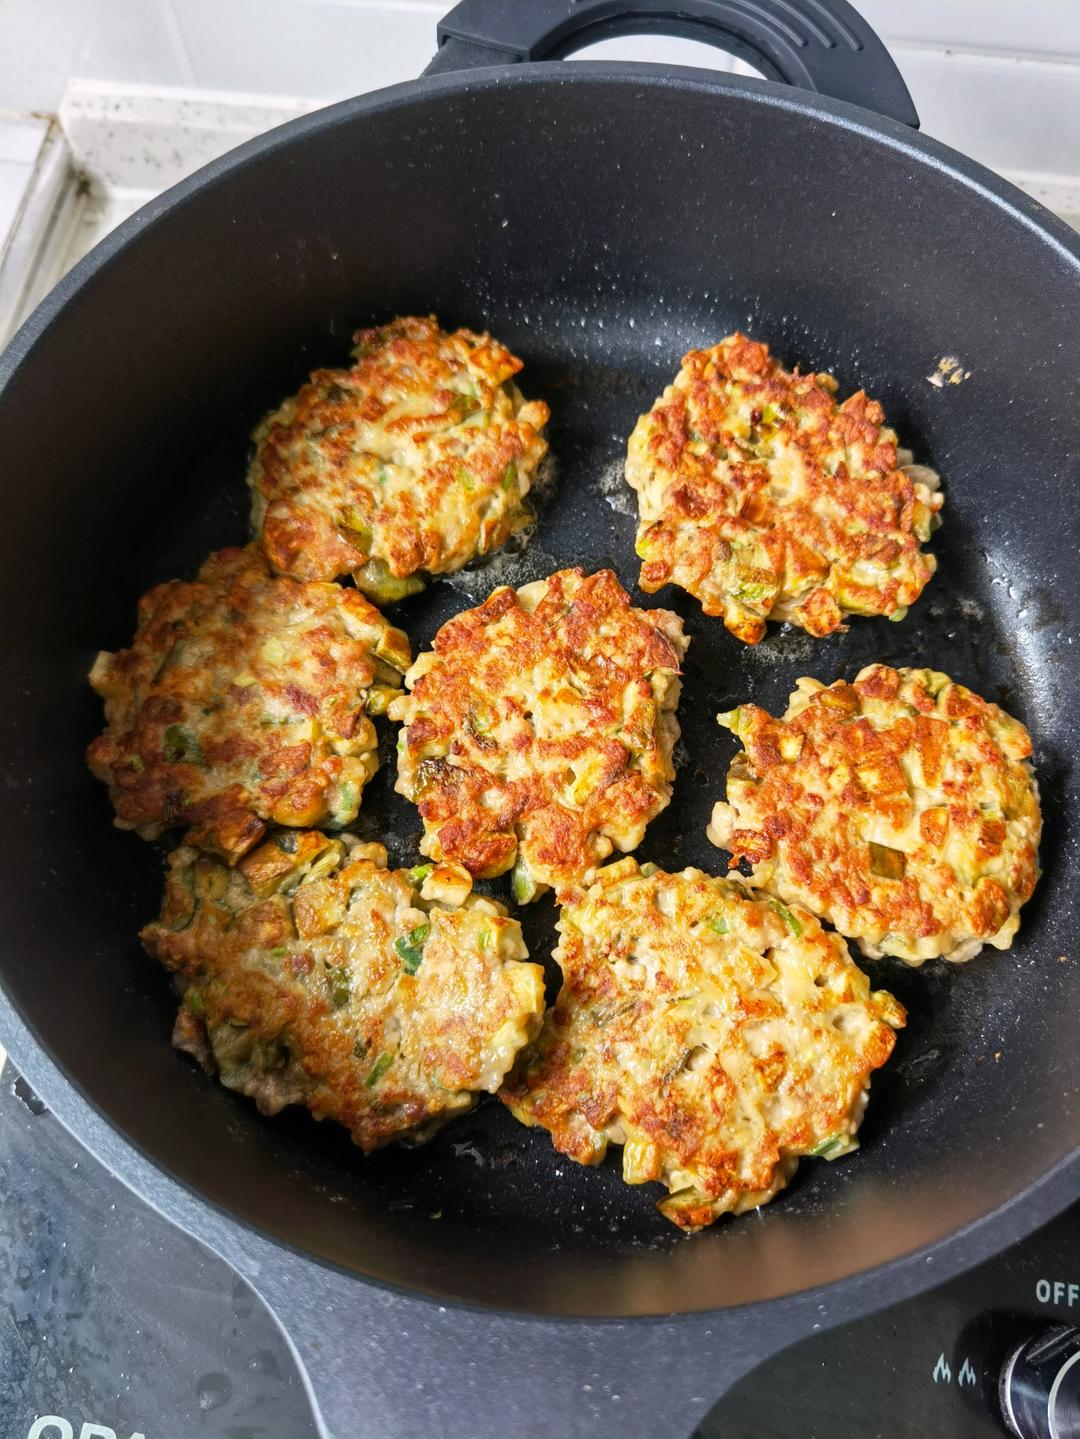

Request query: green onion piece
[
  {"left": 408, "top": 863, "right": 434, "bottom": 886},
  {"left": 501, "top": 459, "right": 518, "bottom": 492},
  {"left": 338, "top": 506, "right": 372, "bottom": 543},
  {"left": 353, "top": 1035, "right": 369, "bottom": 1060},
  {"left": 414, "top": 756, "right": 447, "bottom": 795},
  {"left": 187, "top": 989, "right": 205, "bottom": 1016},
  {"left": 477, "top": 926, "right": 491, "bottom": 952},
  {"left": 809, "top": 1134, "right": 855, "bottom": 1159},
  {"left": 268, "top": 946, "right": 288, "bottom": 960},
  {"left": 888, "top": 606, "right": 909, "bottom": 623},
  {"left": 639, "top": 861, "right": 659, "bottom": 878},
  {"left": 511, "top": 857, "right": 539, "bottom": 905},
  {"left": 591, "top": 998, "right": 637, "bottom": 1028},
  {"left": 868, "top": 842, "right": 906, "bottom": 881},
  {"left": 731, "top": 579, "right": 776, "bottom": 606},
  {"left": 448, "top": 394, "right": 478, "bottom": 423},
  {"left": 364, "top": 685, "right": 395, "bottom": 717},
  {"left": 366, "top": 1053, "right": 393, "bottom": 1087},
  {"left": 163, "top": 724, "right": 204, "bottom": 765},
  {"left": 395, "top": 923, "right": 430, "bottom": 974},
  {"left": 353, "top": 557, "right": 425, "bottom": 604},
  {"left": 706, "top": 914, "right": 729, "bottom": 936},
  {"left": 326, "top": 965, "right": 351, "bottom": 1008},
  {"left": 717, "top": 707, "right": 743, "bottom": 735},
  {"left": 770, "top": 899, "right": 803, "bottom": 938},
  {"left": 457, "top": 466, "right": 476, "bottom": 492},
  {"left": 334, "top": 782, "right": 357, "bottom": 821}
]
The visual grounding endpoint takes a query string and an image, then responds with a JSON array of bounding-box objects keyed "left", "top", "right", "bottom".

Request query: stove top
[
  {"left": 2, "top": 1064, "right": 1077, "bottom": 1439},
  {"left": 0, "top": 1068, "right": 318, "bottom": 1439}
]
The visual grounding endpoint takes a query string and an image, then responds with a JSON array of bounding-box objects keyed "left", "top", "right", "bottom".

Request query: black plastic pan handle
[{"left": 426, "top": 0, "right": 919, "bottom": 128}]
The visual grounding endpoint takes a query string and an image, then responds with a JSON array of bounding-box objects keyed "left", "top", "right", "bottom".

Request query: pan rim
[
  {"left": 2, "top": 58, "right": 1078, "bottom": 394},
  {"left": 4, "top": 984, "right": 1079, "bottom": 1327},
  {"left": 0, "top": 58, "right": 1078, "bottom": 1323}
]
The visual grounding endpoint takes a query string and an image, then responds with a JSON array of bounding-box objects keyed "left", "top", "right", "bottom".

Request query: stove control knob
[{"left": 1000, "top": 1326, "right": 1080, "bottom": 1438}]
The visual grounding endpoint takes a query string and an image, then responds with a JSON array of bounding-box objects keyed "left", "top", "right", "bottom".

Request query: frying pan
[{"left": 0, "top": 2, "right": 1078, "bottom": 1435}]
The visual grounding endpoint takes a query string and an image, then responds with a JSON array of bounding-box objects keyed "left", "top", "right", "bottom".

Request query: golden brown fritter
[
  {"left": 388, "top": 568, "right": 687, "bottom": 901},
  {"left": 87, "top": 546, "right": 410, "bottom": 862},
  {"left": 708, "top": 664, "right": 1042, "bottom": 965},
  {"left": 248, "top": 315, "right": 550, "bottom": 604},
  {"left": 625, "top": 334, "right": 943, "bottom": 643},
  {"left": 502, "top": 858, "right": 904, "bottom": 1230},
  {"left": 141, "top": 832, "right": 546, "bottom": 1150}
]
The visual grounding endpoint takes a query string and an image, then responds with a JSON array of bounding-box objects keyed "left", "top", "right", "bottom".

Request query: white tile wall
[
  {"left": 3, "top": 1, "right": 1079, "bottom": 107},
  {"left": 169, "top": 0, "right": 442, "bottom": 99},
  {"left": 0, "top": 0, "right": 187, "bottom": 112},
  {"left": 0, "top": 0, "right": 1078, "bottom": 185},
  {"left": 907, "top": 50, "right": 1080, "bottom": 180},
  {"left": 857, "top": 0, "right": 1080, "bottom": 58}
]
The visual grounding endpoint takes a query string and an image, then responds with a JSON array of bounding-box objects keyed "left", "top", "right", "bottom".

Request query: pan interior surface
[{"left": 0, "top": 68, "right": 1077, "bottom": 1316}]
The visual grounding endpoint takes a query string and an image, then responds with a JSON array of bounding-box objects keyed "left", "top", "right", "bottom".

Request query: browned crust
[
  {"left": 626, "top": 334, "right": 942, "bottom": 643},
  {"left": 141, "top": 834, "right": 545, "bottom": 1150},
  {"left": 87, "top": 545, "right": 410, "bottom": 860},
  {"left": 248, "top": 314, "right": 550, "bottom": 588},
  {"left": 709, "top": 664, "right": 1042, "bottom": 963},
  {"left": 502, "top": 858, "right": 904, "bottom": 1229},
  {"left": 389, "top": 568, "right": 688, "bottom": 898}
]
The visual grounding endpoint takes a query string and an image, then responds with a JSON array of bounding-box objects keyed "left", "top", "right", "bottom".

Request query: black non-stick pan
[{"left": 1, "top": 2, "right": 1078, "bottom": 1435}]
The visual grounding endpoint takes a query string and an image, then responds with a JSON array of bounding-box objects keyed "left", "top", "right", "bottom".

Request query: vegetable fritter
[
  {"left": 248, "top": 315, "right": 550, "bottom": 604},
  {"left": 87, "top": 546, "right": 410, "bottom": 861},
  {"left": 502, "top": 858, "right": 904, "bottom": 1230},
  {"left": 388, "top": 567, "right": 687, "bottom": 900},
  {"left": 625, "top": 333, "right": 943, "bottom": 643},
  {"left": 141, "top": 832, "right": 546, "bottom": 1149},
  {"left": 708, "top": 664, "right": 1042, "bottom": 964}
]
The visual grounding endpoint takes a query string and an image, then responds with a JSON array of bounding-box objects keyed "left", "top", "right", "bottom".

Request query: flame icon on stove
[
  {"left": 958, "top": 1358, "right": 977, "bottom": 1388},
  {"left": 933, "top": 1353, "right": 952, "bottom": 1384}
]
